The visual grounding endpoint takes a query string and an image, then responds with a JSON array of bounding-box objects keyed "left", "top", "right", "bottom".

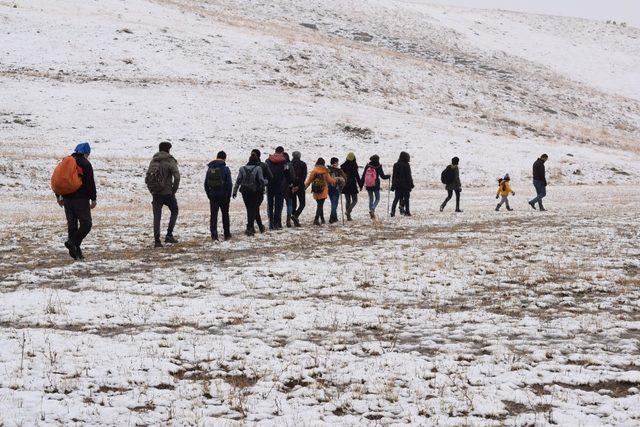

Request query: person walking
[
  {"left": 360, "top": 155, "right": 390, "bottom": 219},
  {"left": 146, "top": 141, "right": 180, "bottom": 247},
  {"left": 282, "top": 152, "right": 298, "bottom": 228},
  {"left": 390, "top": 151, "right": 414, "bottom": 217},
  {"left": 305, "top": 158, "right": 337, "bottom": 226},
  {"left": 51, "top": 142, "right": 97, "bottom": 260},
  {"left": 327, "top": 157, "right": 347, "bottom": 224},
  {"left": 265, "top": 146, "right": 287, "bottom": 230},
  {"left": 204, "top": 151, "right": 233, "bottom": 241},
  {"left": 290, "top": 151, "right": 307, "bottom": 226},
  {"left": 340, "top": 152, "right": 361, "bottom": 221},
  {"left": 233, "top": 154, "right": 267, "bottom": 236},
  {"left": 528, "top": 154, "right": 548, "bottom": 211},
  {"left": 251, "top": 149, "right": 272, "bottom": 233},
  {"left": 495, "top": 174, "right": 515, "bottom": 211},
  {"left": 439, "top": 157, "right": 462, "bottom": 213}
]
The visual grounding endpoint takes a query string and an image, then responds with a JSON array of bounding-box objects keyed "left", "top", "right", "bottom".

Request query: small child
[{"left": 495, "top": 174, "right": 515, "bottom": 211}]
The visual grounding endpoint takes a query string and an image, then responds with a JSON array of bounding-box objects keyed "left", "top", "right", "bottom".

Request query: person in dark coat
[
  {"left": 233, "top": 154, "right": 267, "bottom": 236},
  {"left": 528, "top": 154, "right": 548, "bottom": 211},
  {"left": 440, "top": 156, "right": 462, "bottom": 213},
  {"left": 328, "top": 157, "right": 347, "bottom": 223},
  {"left": 251, "top": 149, "right": 272, "bottom": 233},
  {"left": 340, "top": 152, "right": 361, "bottom": 221},
  {"left": 265, "top": 146, "right": 287, "bottom": 230},
  {"left": 54, "top": 142, "right": 97, "bottom": 260},
  {"left": 290, "top": 151, "right": 307, "bottom": 226},
  {"left": 148, "top": 141, "right": 181, "bottom": 246},
  {"left": 282, "top": 152, "right": 298, "bottom": 228},
  {"left": 360, "top": 154, "right": 390, "bottom": 219},
  {"left": 204, "top": 151, "right": 233, "bottom": 241},
  {"left": 390, "top": 151, "right": 414, "bottom": 217}
]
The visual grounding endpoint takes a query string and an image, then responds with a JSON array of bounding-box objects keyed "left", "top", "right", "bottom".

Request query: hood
[
  {"left": 208, "top": 159, "right": 226, "bottom": 167},
  {"left": 313, "top": 165, "right": 329, "bottom": 174},
  {"left": 399, "top": 151, "right": 410, "bottom": 163},
  {"left": 268, "top": 153, "right": 286, "bottom": 164},
  {"left": 153, "top": 151, "right": 174, "bottom": 162}
]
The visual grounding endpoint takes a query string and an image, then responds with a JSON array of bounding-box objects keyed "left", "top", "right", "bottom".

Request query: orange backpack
[{"left": 51, "top": 156, "right": 83, "bottom": 196}]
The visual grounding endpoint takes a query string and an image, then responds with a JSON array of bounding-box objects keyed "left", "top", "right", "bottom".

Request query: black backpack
[
  {"left": 441, "top": 166, "right": 454, "bottom": 185},
  {"left": 206, "top": 166, "right": 224, "bottom": 192},
  {"left": 145, "top": 160, "right": 166, "bottom": 194},
  {"left": 240, "top": 166, "right": 260, "bottom": 192}
]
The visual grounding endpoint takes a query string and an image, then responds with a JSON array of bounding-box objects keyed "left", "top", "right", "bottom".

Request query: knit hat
[
  {"left": 452, "top": 156, "right": 459, "bottom": 165},
  {"left": 504, "top": 173, "right": 510, "bottom": 181},
  {"left": 74, "top": 142, "right": 91, "bottom": 155},
  {"left": 346, "top": 152, "right": 355, "bottom": 161},
  {"left": 159, "top": 141, "right": 172, "bottom": 152},
  {"left": 292, "top": 151, "right": 301, "bottom": 160}
]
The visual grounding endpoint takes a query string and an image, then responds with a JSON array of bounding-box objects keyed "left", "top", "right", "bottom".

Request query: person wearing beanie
[
  {"left": 233, "top": 154, "right": 268, "bottom": 236},
  {"left": 327, "top": 157, "right": 347, "bottom": 224},
  {"left": 204, "top": 150, "right": 233, "bottom": 241},
  {"left": 305, "top": 158, "right": 337, "bottom": 225},
  {"left": 146, "top": 141, "right": 181, "bottom": 247},
  {"left": 250, "top": 149, "right": 271, "bottom": 233},
  {"left": 529, "top": 154, "right": 549, "bottom": 211},
  {"left": 265, "top": 147, "right": 288, "bottom": 229},
  {"left": 360, "top": 154, "right": 390, "bottom": 219},
  {"left": 290, "top": 151, "right": 307, "bottom": 226},
  {"left": 495, "top": 173, "right": 515, "bottom": 211},
  {"left": 53, "top": 142, "right": 97, "bottom": 260},
  {"left": 341, "top": 152, "right": 361, "bottom": 221},
  {"left": 440, "top": 156, "right": 462, "bottom": 213},
  {"left": 390, "top": 151, "right": 414, "bottom": 217}
]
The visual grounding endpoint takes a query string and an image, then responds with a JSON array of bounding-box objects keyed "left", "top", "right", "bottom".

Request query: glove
[
  {"left": 495, "top": 195, "right": 499, "bottom": 199},
  {"left": 512, "top": 192, "right": 515, "bottom": 196},
  {"left": 232, "top": 193, "right": 237, "bottom": 199},
  {"left": 391, "top": 187, "right": 395, "bottom": 192}
]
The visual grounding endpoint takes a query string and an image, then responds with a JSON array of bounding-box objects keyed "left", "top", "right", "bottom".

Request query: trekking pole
[
  {"left": 340, "top": 193, "right": 345, "bottom": 225},
  {"left": 387, "top": 180, "right": 391, "bottom": 217}
]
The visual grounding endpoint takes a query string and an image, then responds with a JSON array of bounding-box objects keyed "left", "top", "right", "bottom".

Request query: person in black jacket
[
  {"left": 290, "top": 151, "right": 307, "bottom": 226},
  {"left": 390, "top": 151, "right": 414, "bottom": 217},
  {"left": 341, "top": 152, "right": 361, "bottom": 221},
  {"left": 54, "top": 142, "right": 97, "bottom": 260},
  {"left": 265, "top": 146, "right": 287, "bottom": 230},
  {"left": 360, "top": 154, "right": 390, "bottom": 219},
  {"left": 204, "top": 151, "right": 233, "bottom": 241},
  {"left": 282, "top": 152, "right": 298, "bottom": 228},
  {"left": 528, "top": 154, "right": 548, "bottom": 211},
  {"left": 251, "top": 149, "right": 272, "bottom": 233}
]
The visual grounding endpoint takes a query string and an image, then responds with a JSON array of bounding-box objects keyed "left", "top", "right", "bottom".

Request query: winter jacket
[
  {"left": 391, "top": 153, "right": 414, "bottom": 192},
  {"left": 57, "top": 153, "right": 97, "bottom": 201},
  {"left": 284, "top": 161, "right": 297, "bottom": 200},
  {"left": 291, "top": 158, "right": 307, "bottom": 188},
  {"left": 340, "top": 159, "right": 361, "bottom": 194},
  {"left": 328, "top": 166, "right": 347, "bottom": 191},
  {"left": 149, "top": 151, "right": 180, "bottom": 195},
  {"left": 233, "top": 164, "right": 266, "bottom": 197},
  {"left": 305, "top": 165, "right": 337, "bottom": 201},
  {"left": 445, "top": 165, "right": 461, "bottom": 191},
  {"left": 258, "top": 161, "right": 273, "bottom": 191},
  {"left": 204, "top": 159, "right": 232, "bottom": 200},
  {"left": 266, "top": 153, "right": 287, "bottom": 193},
  {"left": 532, "top": 158, "right": 547, "bottom": 186},
  {"left": 361, "top": 163, "right": 390, "bottom": 191},
  {"left": 496, "top": 180, "right": 514, "bottom": 197}
]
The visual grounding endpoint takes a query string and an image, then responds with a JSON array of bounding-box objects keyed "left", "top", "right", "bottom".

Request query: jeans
[
  {"left": 267, "top": 188, "right": 284, "bottom": 228},
  {"left": 286, "top": 197, "right": 294, "bottom": 216},
  {"left": 529, "top": 180, "right": 546, "bottom": 207},
  {"left": 441, "top": 189, "right": 461, "bottom": 210},
  {"left": 344, "top": 193, "right": 358, "bottom": 213},
  {"left": 152, "top": 194, "right": 178, "bottom": 241},
  {"left": 329, "top": 186, "right": 340, "bottom": 219},
  {"left": 241, "top": 189, "right": 260, "bottom": 232},
  {"left": 64, "top": 198, "right": 92, "bottom": 248},
  {"left": 391, "top": 190, "right": 410, "bottom": 215},
  {"left": 366, "top": 188, "right": 380, "bottom": 211},
  {"left": 209, "top": 197, "right": 230, "bottom": 238},
  {"left": 291, "top": 188, "right": 306, "bottom": 218}
]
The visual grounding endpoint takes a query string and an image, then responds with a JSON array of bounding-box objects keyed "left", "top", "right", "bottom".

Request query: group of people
[{"left": 51, "top": 142, "right": 549, "bottom": 259}]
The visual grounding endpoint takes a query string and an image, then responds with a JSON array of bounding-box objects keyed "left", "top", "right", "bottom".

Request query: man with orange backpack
[{"left": 51, "top": 142, "right": 96, "bottom": 260}]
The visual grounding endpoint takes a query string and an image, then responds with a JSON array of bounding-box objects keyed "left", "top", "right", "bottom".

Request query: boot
[
  {"left": 329, "top": 214, "right": 338, "bottom": 224},
  {"left": 495, "top": 204, "right": 501, "bottom": 211},
  {"left": 538, "top": 202, "right": 546, "bottom": 211},
  {"left": 65, "top": 240, "right": 79, "bottom": 259},
  {"left": 76, "top": 247, "right": 84, "bottom": 260},
  {"left": 346, "top": 211, "right": 352, "bottom": 221},
  {"left": 286, "top": 215, "right": 292, "bottom": 228},
  {"left": 165, "top": 235, "right": 178, "bottom": 244},
  {"left": 369, "top": 209, "right": 375, "bottom": 219},
  {"left": 292, "top": 215, "right": 300, "bottom": 227},
  {"left": 313, "top": 217, "right": 321, "bottom": 226},
  {"left": 224, "top": 233, "right": 232, "bottom": 241},
  {"left": 390, "top": 210, "right": 395, "bottom": 217},
  {"left": 439, "top": 203, "right": 445, "bottom": 212},
  {"left": 245, "top": 227, "right": 255, "bottom": 236},
  {"left": 404, "top": 211, "right": 412, "bottom": 217},
  {"left": 154, "top": 240, "right": 163, "bottom": 248},
  {"left": 528, "top": 200, "right": 537, "bottom": 210},
  {"left": 211, "top": 233, "right": 219, "bottom": 241},
  {"left": 258, "top": 223, "right": 266, "bottom": 233},
  {"left": 320, "top": 214, "right": 326, "bottom": 224}
]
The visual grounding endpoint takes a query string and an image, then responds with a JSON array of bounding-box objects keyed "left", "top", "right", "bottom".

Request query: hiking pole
[
  {"left": 387, "top": 180, "right": 391, "bottom": 217},
  {"left": 340, "top": 193, "right": 345, "bottom": 225}
]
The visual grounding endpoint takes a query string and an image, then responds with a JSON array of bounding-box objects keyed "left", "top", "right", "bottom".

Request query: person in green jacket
[
  {"left": 146, "top": 141, "right": 181, "bottom": 247},
  {"left": 440, "top": 156, "right": 462, "bottom": 213}
]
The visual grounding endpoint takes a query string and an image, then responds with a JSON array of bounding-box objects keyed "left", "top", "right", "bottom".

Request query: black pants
[
  {"left": 314, "top": 199, "right": 325, "bottom": 222},
  {"left": 392, "top": 190, "right": 410, "bottom": 214},
  {"left": 241, "top": 189, "right": 260, "bottom": 231},
  {"left": 255, "top": 191, "right": 265, "bottom": 230},
  {"left": 344, "top": 193, "right": 358, "bottom": 213},
  {"left": 152, "top": 194, "right": 178, "bottom": 241},
  {"left": 442, "top": 189, "right": 461, "bottom": 210},
  {"left": 209, "top": 197, "right": 230, "bottom": 238},
  {"left": 291, "top": 187, "right": 306, "bottom": 218},
  {"left": 267, "top": 188, "right": 284, "bottom": 228},
  {"left": 64, "top": 198, "right": 92, "bottom": 248}
]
